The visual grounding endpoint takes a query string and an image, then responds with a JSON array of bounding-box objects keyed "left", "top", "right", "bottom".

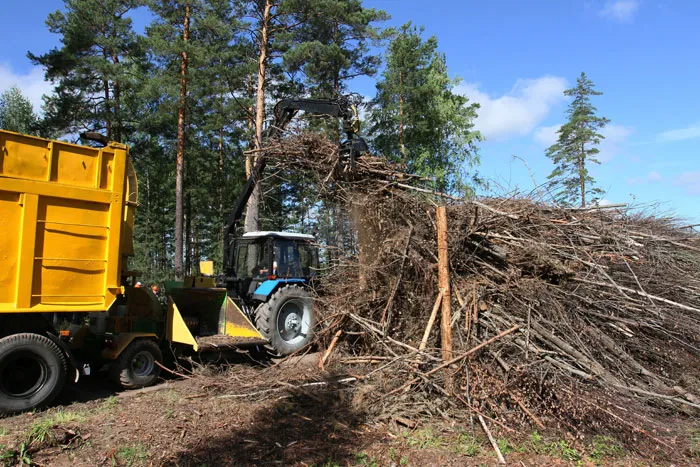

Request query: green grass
[
  {"left": 496, "top": 437, "right": 525, "bottom": 455},
  {"left": 0, "top": 428, "right": 8, "bottom": 437},
  {"left": 590, "top": 435, "right": 624, "bottom": 463},
  {"left": 403, "top": 427, "right": 443, "bottom": 449},
  {"left": 26, "top": 409, "right": 85, "bottom": 445},
  {"left": 690, "top": 428, "right": 700, "bottom": 459},
  {"left": 115, "top": 443, "right": 148, "bottom": 466},
  {"left": 454, "top": 433, "right": 481, "bottom": 457},
  {"left": 101, "top": 396, "right": 118, "bottom": 411},
  {"left": 354, "top": 451, "right": 379, "bottom": 466}
]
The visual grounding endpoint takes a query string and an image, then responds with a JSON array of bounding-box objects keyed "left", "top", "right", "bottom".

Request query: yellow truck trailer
[{"left": 0, "top": 130, "right": 266, "bottom": 413}]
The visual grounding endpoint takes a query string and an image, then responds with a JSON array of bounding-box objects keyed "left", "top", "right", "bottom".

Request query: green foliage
[
  {"left": 115, "top": 443, "right": 148, "bottom": 466},
  {"left": 370, "top": 22, "right": 481, "bottom": 194},
  {"left": 546, "top": 72, "right": 609, "bottom": 207},
  {"left": 29, "top": 0, "right": 146, "bottom": 140},
  {"left": 402, "top": 427, "right": 443, "bottom": 449},
  {"left": 0, "top": 427, "right": 7, "bottom": 437},
  {"left": 0, "top": 87, "right": 40, "bottom": 134},
  {"left": 454, "top": 433, "right": 481, "bottom": 456},
  {"left": 590, "top": 435, "right": 624, "bottom": 463},
  {"left": 283, "top": 0, "right": 389, "bottom": 95},
  {"left": 23, "top": 0, "right": 470, "bottom": 281},
  {"left": 354, "top": 451, "right": 379, "bottom": 466},
  {"left": 690, "top": 428, "right": 700, "bottom": 458},
  {"left": 26, "top": 410, "right": 85, "bottom": 445}
]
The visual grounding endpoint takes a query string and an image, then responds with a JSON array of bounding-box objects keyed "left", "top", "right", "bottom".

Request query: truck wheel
[
  {"left": 110, "top": 340, "right": 162, "bottom": 390},
  {"left": 0, "top": 333, "right": 68, "bottom": 414},
  {"left": 255, "top": 285, "right": 315, "bottom": 356}
]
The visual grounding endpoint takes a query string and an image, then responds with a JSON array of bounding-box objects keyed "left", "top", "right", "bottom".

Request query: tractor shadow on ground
[{"left": 166, "top": 375, "right": 368, "bottom": 467}]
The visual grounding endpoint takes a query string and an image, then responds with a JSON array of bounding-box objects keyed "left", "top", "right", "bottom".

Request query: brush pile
[{"left": 255, "top": 132, "right": 700, "bottom": 454}]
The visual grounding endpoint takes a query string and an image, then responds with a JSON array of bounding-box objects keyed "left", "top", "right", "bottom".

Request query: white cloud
[
  {"left": 674, "top": 171, "right": 700, "bottom": 195},
  {"left": 533, "top": 124, "right": 561, "bottom": 147},
  {"left": 456, "top": 76, "right": 568, "bottom": 140},
  {"left": 646, "top": 170, "right": 663, "bottom": 182},
  {"left": 597, "top": 199, "right": 613, "bottom": 206},
  {"left": 600, "top": 1, "right": 640, "bottom": 22},
  {"left": 597, "top": 124, "right": 634, "bottom": 162},
  {"left": 0, "top": 63, "right": 53, "bottom": 114},
  {"left": 657, "top": 122, "right": 700, "bottom": 143}
]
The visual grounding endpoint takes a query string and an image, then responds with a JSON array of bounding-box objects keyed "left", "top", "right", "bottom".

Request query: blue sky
[{"left": 1, "top": 0, "right": 698, "bottom": 221}]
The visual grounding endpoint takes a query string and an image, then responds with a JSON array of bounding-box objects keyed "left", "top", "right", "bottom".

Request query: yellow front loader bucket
[{"left": 166, "top": 288, "right": 267, "bottom": 352}]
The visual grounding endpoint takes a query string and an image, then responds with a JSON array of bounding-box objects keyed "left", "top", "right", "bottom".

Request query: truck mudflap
[{"left": 166, "top": 288, "right": 267, "bottom": 352}]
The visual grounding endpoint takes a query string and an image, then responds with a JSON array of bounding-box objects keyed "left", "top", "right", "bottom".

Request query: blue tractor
[{"left": 221, "top": 96, "right": 368, "bottom": 356}]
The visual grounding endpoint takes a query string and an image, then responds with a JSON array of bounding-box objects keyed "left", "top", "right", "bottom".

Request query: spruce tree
[
  {"left": 546, "top": 72, "right": 609, "bottom": 207},
  {"left": 370, "top": 23, "right": 481, "bottom": 194}
]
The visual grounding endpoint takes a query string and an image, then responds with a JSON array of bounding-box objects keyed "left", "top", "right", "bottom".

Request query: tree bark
[
  {"left": 174, "top": 2, "right": 190, "bottom": 279},
  {"left": 244, "top": 0, "right": 272, "bottom": 234},
  {"left": 579, "top": 143, "right": 586, "bottom": 208},
  {"left": 437, "top": 206, "right": 453, "bottom": 391},
  {"left": 398, "top": 71, "right": 405, "bottom": 168}
]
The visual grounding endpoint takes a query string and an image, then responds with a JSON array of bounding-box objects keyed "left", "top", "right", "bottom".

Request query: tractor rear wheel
[
  {"left": 0, "top": 333, "right": 68, "bottom": 414},
  {"left": 109, "top": 339, "right": 162, "bottom": 390},
  {"left": 255, "top": 285, "right": 315, "bottom": 356}
]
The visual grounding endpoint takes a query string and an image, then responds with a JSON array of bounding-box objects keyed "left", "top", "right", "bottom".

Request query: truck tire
[
  {"left": 109, "top": 339, "right": 162, "bottom": 390},
  {"left": 0, "top": 333, "right": 68, "bottom": 414},
  {"left": 255, "top": 285, "right": 315, "bottom": 356}
]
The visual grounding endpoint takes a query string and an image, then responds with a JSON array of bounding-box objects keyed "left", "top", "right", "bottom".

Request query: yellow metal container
[{"left": 0, "top": 130, "right": 137, "bottom": 313}]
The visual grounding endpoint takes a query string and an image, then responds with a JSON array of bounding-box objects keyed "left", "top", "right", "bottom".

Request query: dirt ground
[{"left": 0, "top": 357, "right": 698, "bottom": 467}]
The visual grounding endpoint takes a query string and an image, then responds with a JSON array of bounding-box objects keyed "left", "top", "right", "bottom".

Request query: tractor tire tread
[{"left": 254, "top": 285, "right": 314, "bottom": 357}]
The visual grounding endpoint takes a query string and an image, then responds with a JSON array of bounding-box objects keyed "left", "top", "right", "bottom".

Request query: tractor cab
[{"left": 231, "top": 232, "right": 319, "bottom": 303}]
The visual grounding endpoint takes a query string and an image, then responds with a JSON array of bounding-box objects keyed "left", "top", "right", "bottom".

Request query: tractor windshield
[
  {"left": 236, "top": 241, "right": 271, "bottom": 279},
  {"left": 273, "top": 240, "right": 318, "bottom": 278}
]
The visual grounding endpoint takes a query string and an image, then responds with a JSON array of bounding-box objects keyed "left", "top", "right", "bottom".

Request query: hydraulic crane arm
[{"left": 223, "top": 95, "right": 369, "bottom": 276}]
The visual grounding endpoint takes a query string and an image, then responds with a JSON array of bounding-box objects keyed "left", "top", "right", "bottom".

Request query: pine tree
[
  {"left": 546, "top": 72, "right": 610, "bottom": 207},
  {"left": 29, "top": 0, "right": 145, "bottom": 140},
  {"left": 370, "top": 23, "right": 481, "bottom": 194},
  {"left": 283, "top": 0, "right": 388, "bottom": 96},
  {"left": 145, "top": 0, "right": 239, "bottom": 278},
  {"left": 0, "top": 87, "right": 39, "bottom": 134}
]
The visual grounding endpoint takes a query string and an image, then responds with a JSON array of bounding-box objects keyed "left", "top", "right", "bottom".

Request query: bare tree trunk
[
  {"left": 399, "top": 71, "right": 405, "bottom": 168},
  {"left": 101, "top": 24, "right": 112, "bottom": 140},
  {"left": 579, "top": 143, "right": 586, "bottom": 208},
  {"left": 437, "top": 206, "right": 453, "bottom": 392},
  {"left": 218, "top": 60, "right": 225, "bottom": 267},
  {"left": 244, "top": 0, "right": 272, "bottom": 234},
  {"left": 103, "top": 79, "right": 112, "bottom": 139},
  {"left": 174, "top": 2, "right": 190, "bottom": 279},
  {"left": 111, "top": 51, "right": 121, "bottom": 141}
]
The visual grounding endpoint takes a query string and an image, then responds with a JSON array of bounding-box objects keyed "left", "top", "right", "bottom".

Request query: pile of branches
[{"left": 256, "top": 132, "right": 700, "bottom": 454}]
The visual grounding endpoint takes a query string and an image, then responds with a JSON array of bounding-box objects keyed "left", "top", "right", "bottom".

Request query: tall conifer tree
[
  {"left": 546, "top": 72, "right": 609, "bottom": 207},
  {"left": 370, "top": 23, "right": 481, "bottom": 194}
]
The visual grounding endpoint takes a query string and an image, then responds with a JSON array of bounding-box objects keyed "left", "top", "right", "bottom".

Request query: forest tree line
[{"left": 0, "top": 0, "right": 609, "bottom": 282}]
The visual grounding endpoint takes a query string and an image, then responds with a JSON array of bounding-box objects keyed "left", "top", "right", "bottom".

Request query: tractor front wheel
[
  {"left": 255, "top": 285, "right": 315, "bottom": 356},
  {"left": 109, "top": 339, "right": 162, "bottom": 390}
]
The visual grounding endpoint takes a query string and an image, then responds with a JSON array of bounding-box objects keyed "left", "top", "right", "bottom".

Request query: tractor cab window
[
  {"left": 236, "top": 241, "right": 271, "bottom": 279},
  {"left": 273, "top": 240, "right": 299, "bottom": 277},
  {"left": 297, "top": 243, "right": 318, "bottom": 277},
  {"left": 272, "top": 240, "right": 317, "bottom": 278}
]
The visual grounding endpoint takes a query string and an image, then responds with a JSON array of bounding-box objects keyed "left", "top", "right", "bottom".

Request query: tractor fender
[
  {"left": 252, "top": 279, "right": 306, "bottom": 301},
  {"left": 101, "top": 332, "right": 159, "bottom": 360}
]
